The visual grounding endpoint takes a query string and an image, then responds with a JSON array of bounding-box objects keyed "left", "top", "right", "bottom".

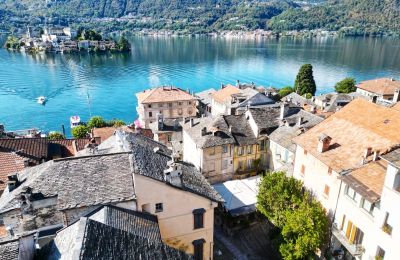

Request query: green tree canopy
[
  {"left": 117, "top": 36, "right": 131, "bottom": 52},
  {"left": 257, "top": 172, "right": 303, "bottom": 228},
  {"left": 71, "top": 125, "right": 89, "bottom": 138},
  {"left": 294, "top": 64, "right": 316, "bottom": 96},
  {"left": 48, "top": 131, "right": 65, "bottom": 140},
  {"left": 278, "top": 86, "right": 294, "bottom": 98},
  {"left": 87, "top": 116, "right": 107, "bottom": 129},
  {"left": 335, "top": 77, "right": 356, "bottom": 93},
  {"left": 108, "top": 119, "right": 126, "bottom": 127},
  {"left": 82, "top": 30, "right": 102, "bottom": 41},
  {"left": 257, "top": 172, "right": 330, "bottom": 260}
]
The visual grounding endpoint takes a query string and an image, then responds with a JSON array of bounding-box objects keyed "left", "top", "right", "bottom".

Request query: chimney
[
  {"left": 280, "top": 102, "right": 289, "bottom": 120},
  {"left": 364, "top": 147, "right": 373, "bottom": 158},
  {"left": 201, "top": 127, "right": 207, "bottom": 136},
  {"left": 190, "top": 118, "right": 194, "bottom": 127},
  {"left": 372, "top": 150, "right": 380, "bottom": 161},
  {"left": 361, "top": 156, "right": 366, "bottom": 165},
  {"left": 372, "top": 96, "right": 378, "bottom": 103},
  {"left": 229, "top": 125, "right": 232, "bottom": 133},
  {"left": 5, "top": 226, "right": 14, "bottom": 237},
  {"left": 221, "top": 83, "right": 225, "bottom": 89},
  {"left": 394, "top": 89, "right": 400, "bottom": 102},
  {"left": 153, "top": 147, "right": 160, "bottom": 154},
  {"left": 7, "top": 175, "right": 19, "bottom": 192},
  {"left": 310, "top": 106, "right": 316, "bottom": 114},
  {"left": 297, "top": 116, "right": 304, "bottom": 126},
  {"left": 19, "top": 186, "right": 33, "bottom": 214},
  {"left": 164, "top": 154, "right": 182, "bottom": 187},
  {"left": 284, "top": 120, "right": 290, "bottom": 127},
  {"left": 317, "top": 134, "right": 332, "bottom": 153}
]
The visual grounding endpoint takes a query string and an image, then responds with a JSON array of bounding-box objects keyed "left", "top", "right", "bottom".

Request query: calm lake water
[{"left": 1, "top": 36, "right": 400, "bottom": 134}]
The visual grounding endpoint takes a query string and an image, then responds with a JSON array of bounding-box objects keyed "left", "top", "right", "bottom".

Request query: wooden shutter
[{"left": 345, "top": 220, "right": 353, "bottom": 239}]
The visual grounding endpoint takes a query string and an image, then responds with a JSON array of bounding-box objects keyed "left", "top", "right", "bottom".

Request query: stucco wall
[{"left": 134, "top": 174, "right": 217, "bottom": 259}]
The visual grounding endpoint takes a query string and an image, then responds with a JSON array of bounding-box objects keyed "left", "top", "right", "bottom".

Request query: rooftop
[
  {"left": 224, "top": 114, "right": 257, "bottom": 146},
  {"left": 92, "top": 126, "right": 133, "bottom": 142},
  {"left": 42, "top": 206, "right": 192, "bottom": 260},
  {"left": 293, "top": 99, "right": 400, "bottom": 173},
  {"left": 357, "top": 78, "right": 400, "bottom": 95},
  {"left": 136, "top": 86, "right": 196, "bottom": 104},
  {"left": 0, "top": 239, "right": 19, "bottom": 260},
  {"left": 381, "top": 148, "right": 400, "bottom": 169},
  {"left": 237, "top": 92, "right": 275, "bottom": 108},
  {"left": 340, "top": 160, "right": 387, "bottom": 202},
  {"left": 196, "top": 88, "right": 216, "bottom": 106},
  {"left": 212, "top": 85, "right": 241, "bottom": 103},
  {"left": 0, "top": 150, "right": 25, "bottom": 192}
]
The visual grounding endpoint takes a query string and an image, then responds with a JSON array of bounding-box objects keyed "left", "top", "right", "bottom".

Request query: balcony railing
[{"left": 332, "top": 224, "right": 364, "bottom": 256}]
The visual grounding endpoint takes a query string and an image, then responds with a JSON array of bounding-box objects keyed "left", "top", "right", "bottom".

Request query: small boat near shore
[
  {"left": 37, "top": 96, "right": 46, "bottom": 105},
  {"left": 70, "top": 115, "right": 81, "bottom": 128}
]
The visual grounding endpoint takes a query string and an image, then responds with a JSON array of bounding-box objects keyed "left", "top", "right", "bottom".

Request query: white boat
[
  {"left": 37, "top": 96, "right": 46, "bottom": 105},
  {"left": 70, "top": 115, "right": 81, "bottom": 128}
]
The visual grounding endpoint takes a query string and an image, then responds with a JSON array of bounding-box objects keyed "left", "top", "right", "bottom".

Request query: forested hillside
[
  {"left": 269, "top": 0, "right": 400, "bottom": 35},
  {"left": 0, "top": 0, "right": 399, "bottom": 35}
]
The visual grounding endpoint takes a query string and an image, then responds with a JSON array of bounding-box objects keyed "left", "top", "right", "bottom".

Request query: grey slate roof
[
  {"left": 237, "top": 93, "right": 275, "bottom": 107},
  {"left": 182, "top": 117, "right": 236, "bottom": 149},
  {"left": 0, "top": 153, "right": 135, "bottom": 213},
  {"left": 224, "top": 115, "right": 257, "bottom": 146},
  {"left": 196, "top": 88, "right": 216, "bottom": 106},
  {"left": 281, "top": 92, "right": 315, "bottom": 106},
  {"left": 0, "top": 239, "right": 19, "bottom": 260},
  {"left": 314, "top": 93, "right": 354, "bottom": 112},
  {"left": 381, "top": 148, "right": 400, "bottom": 168},
  {"left": 44, "top": 216, "right": 192, "bottom": 260},
  {"left": 149, "top": 118, "right": 182, "bottom": 133},
  {"left": 87, "top": 205, "right": 162, "bottom": 243},
  {"left": 125, "top": 133, "right": 224, "bottom": 203}
]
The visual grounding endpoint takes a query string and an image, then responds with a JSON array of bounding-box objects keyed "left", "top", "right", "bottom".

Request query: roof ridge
[{"left": 53, "top": 151, "right": 131, "bottom": 162}]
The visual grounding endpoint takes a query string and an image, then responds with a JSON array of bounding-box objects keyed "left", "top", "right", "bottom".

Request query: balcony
[{"left": 332, "top": 224, "right": 364, "bottom": 256}]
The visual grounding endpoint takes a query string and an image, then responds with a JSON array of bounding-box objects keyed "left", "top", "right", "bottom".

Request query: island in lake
[{"left": 4, "top": 26, "right": 131, "bottom": 54}]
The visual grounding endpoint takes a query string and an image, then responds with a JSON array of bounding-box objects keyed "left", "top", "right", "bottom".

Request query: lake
[{"left": 1, "top": 36, "right": 400, "bottom": 134}]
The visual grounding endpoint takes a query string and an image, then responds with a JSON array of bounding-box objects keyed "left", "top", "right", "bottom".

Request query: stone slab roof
[
  {"left": 293, "top": 99, "right": 400, "bottom": 173},
  {"left": 340, "top": 160, "right": 387, "bottom": 202},
  {"left": 136, "top": 86, "right": 196, "bottom": 104},
  {"left": 125, "top": 133, "right": 223, "bottom": 203},
  {"left": 182, "top": 116, "right": 236, "bottom": 149},
  {"left": 281, "top": 92, "right": 315, "bottom": 107},
  {"left": 224, "top": 114, "right": 257, "bottom": 146},
  {"left": 0, "top": 239, "right": 19, "bottom": 260},
  {"left": 196, "top": 88, "right": 216, "bottom": 106},
  {"left": 381, "top": 148, "right": 400, "bottom": 169},
  {"left": 237, "top": 93, "right": 275, "bottom": 107},
  {"left": 357, "top": 78, "right": 400, "bottom": 95},
  {"left": 149, "top": 118, "right": 182, "bottom": 134},
  {"left": 0, "top": 153, "right": 135, "bottom": 213}
]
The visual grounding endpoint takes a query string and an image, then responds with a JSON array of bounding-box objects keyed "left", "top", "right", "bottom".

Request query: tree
[
  {"left": 278, "top": 86, "right": 294, "bottom": 98},
  {"left": 71, "top": 125, "right": 89, "bottom": 138},
  {"left": 108, "top": 119, "right": 126, "bottom": 127},
  {"left": 257, "top": 172, "right": 303, "bottom": 228},
  {"left": 335, "top": 77, "right": 356, "bottom": 93},
  {"left": 257, "top": 172, "right": 330, "bottom": 260},
  {"left": 87, "top": 116, "right": 107, "bottom": 129},
  {"left": 48, "top": 132, "right": 65, "bottom": 140},
  {"left": 280, "top": 198, "right": 329, "bottom": 260},
  {"left": 294, "top": 64, "right": 316, "bottom": 96},
  {"left": 117, "top": 36, "right": 131, "bottom": 52}
]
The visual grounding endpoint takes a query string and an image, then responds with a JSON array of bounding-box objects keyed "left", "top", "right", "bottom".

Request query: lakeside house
[
  {"left": 291, "top": 98, "right": 400, "bottom": 259},
  {"left": 0, "top": 132, "right": 222, "bottom": 259},
  {"left": 356, "top": 78, "right": 400, "bottom": 104},
  {"left": 136, "top": 86, "right": 198, "bottom": 128}
]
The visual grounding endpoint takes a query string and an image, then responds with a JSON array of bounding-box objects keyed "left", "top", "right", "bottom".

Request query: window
[
  {"left": 168, "top": 103, "right": 173, "bottom": 108},
  {"left": 222, "top": 145, "right": 228, "bottom": 153},
  {"left": 247, "top": 159, "right": 253, "bottom": 169},
  {"left": 155, "top": 203, "right": 163, "bottom": 213},
  {"left": 209, "top": 147, "right": 215, "bottom": 155},
  {"left": 303, "top": 149, "right": 308, "bottom": 155},
  {"left": 323, "top": 185, "right": 330, "bottom": 198},
  {"left": 328, "top": 167, "right": 332, "bottom": 175},
  {"left": 188, "top": 101, "right": 192, "bottom": 105},
  {"left": 260, "top": 140, "right": 265, "bottom": 151},
  {"left": 345, "top": 221, "right": 364, "bottom": 245},
  {"left": 192, "top": 239, "right": 205, "bottom": 260},
  {"left": 376, "top": 247, "right": 385, "bottom": 259},
  {"left": 178, "top": 102, "right": 183, "bottom": 106},
  {"left": 345, "top": 185, "right": 357, "bottom": 201},
  {"left": 159, "top": 110, "right": 162, "bottom": 115},
  {"left": 188, "top": 109, "right": 193, "bottom": 115},
  {"left": 247, "top": 145, "right": 253, "bottom": 154},
  {"left": 238, "top": 147, "right": 244, "bottom": 156},
  {"left": 222, "top": 159, "right": 228, "bottom": 170},
  {"left": 193, "top": 208, "right": 205, "bottom": 229},
  {"left": 238, "top": 161, "right": 245, "bottom": 171},
  {"left": 148, "top": 104, "right": 152, "bottom": 108},
  {"left": 300, "top": 165, "right": 305, "bottom": 176},
  {"left": 178, "top": 108, "right": 183, "bottom": 115},
  {"left": 0, "top": 216, "right": 3, "bottom": 225},
  {"left": 361, "top": 199, "right": 374, "bottom": 215},
  {"left": 149, "top": 112, "right": 153, "bottom": 118},
  {"left": 283, "top": 150, "right": 289, "bottom": 162},
  {"left": 158, "top": 103, "right": 163, "bottom": 107},
  {"left": 382, "top": 212, "right": 393, "bottom": 235},
  {"left": 167, "top": 135, "right": 172, "bottom": 142}
]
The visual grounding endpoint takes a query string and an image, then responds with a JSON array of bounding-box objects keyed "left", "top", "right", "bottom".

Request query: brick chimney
[{"left": 317, "top": 134, "right": 332, "bottom": 153}]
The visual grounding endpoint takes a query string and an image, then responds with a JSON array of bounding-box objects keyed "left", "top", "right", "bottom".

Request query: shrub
[
  {"left": 48, "top": 132, "right": 65, "bottom": 140},
  {"left": 87, "top": 116, "right": 107, "bottom": 129},
  {"left": 71, "top": 125, "right": 89, "bottom": 138}
]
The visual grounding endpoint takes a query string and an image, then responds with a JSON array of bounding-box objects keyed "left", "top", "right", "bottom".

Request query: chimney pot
[
  {"left": 280, "top": 102, "right": 289, "bottom": 120},
  {"left": 297, "top": 116, "right": 304, "bottom": 126},
  {"left": 364, "top": 147, "right": 372, "bottom": 158},
  {"left": 190, "top": 118, "right": 194, "bottom": 127}
]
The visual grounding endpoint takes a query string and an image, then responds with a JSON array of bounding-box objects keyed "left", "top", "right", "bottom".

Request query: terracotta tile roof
[
  {"left": 212, "top": 85, "right": 240, "bottom": 103},
  {"left": 0, "top": 138, "right": 49, "bottom": 163},
  {"left": 93, "top": 126, "right": 133, "bottom": 142},
  {"left": 0, "top": 151, "right": 25, "bottom": 192},
  {"left": 357, "top": 78, "right": 400, "bottom": 95},
  {"left": 49, "top": 138, "right": 100, "bottom": 156},
  {"left": 340, "top": 160, "right": 387, "bottom": 202},
  {"left": 293, "top": 99, "right": 400, "bottom": 173},
  {"left": 391, "top": 101, "right": 400, "bottom": 111},
  {"left": 136, "top": 86, "right": 196, "bottom": 104}
]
